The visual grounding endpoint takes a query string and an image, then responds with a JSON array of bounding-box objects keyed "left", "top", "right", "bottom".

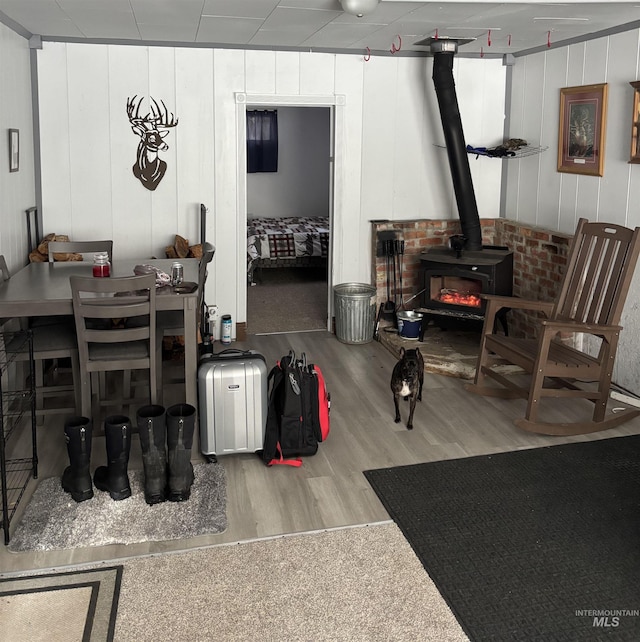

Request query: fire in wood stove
[{"left": 433, "top": 278, "right": 482, "bottom": 308}]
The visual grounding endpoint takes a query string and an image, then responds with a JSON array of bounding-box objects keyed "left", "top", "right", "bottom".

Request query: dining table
[{"left": 0, "top": 257, "right": 200, "bottom": 414}]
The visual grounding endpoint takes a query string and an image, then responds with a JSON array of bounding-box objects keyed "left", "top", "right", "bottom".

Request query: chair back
[
  {"left": 0, "top": 256, "right": 9, "bottom": 282},
  {"left": 70, "top": 273, "right": 157, "bottom": 372},
  {"left": 198, "top": 243, "right": 215, "bottom": 330},
  {"left": 553, "top": 218, "right": 640, "bottom": 327},
  {"left": 48, "top": 240, "right": 113, "bottom": 263}
]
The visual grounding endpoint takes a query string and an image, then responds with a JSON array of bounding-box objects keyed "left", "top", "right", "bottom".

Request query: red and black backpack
[{"left": 261, "top": 351, "right": 330, "bottom": 467}]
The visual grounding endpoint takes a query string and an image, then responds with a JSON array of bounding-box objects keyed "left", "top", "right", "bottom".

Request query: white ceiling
[{"left": 1, "top": 0, "right": 640, "bottom": 56}]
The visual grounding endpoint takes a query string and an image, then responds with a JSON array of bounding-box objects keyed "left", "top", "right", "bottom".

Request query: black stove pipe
[{"left": 432, "top": 49, "right": 483, "bottom": 251}]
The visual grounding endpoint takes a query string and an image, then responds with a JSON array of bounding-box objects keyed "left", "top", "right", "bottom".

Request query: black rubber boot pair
[
  {"left": 62, "top": 415, "right": 131, "bottom": 502},
  {"left": 137, "top": 403, "right": 196, "bottom": 505}
]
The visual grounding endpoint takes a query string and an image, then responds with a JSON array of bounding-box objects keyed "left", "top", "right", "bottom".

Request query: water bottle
[{"left": 221, "top": 314, "right": 232, "bottom": 344}]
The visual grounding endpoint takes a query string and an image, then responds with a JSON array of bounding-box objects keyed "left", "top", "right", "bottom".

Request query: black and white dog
[{"left": 390, "top": 347, "right": 424, "bottom": 430}]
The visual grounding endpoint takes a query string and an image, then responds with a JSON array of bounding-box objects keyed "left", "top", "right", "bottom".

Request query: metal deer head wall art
[{"left": 126, "top": 95, "right": 179, "bottom": 191}]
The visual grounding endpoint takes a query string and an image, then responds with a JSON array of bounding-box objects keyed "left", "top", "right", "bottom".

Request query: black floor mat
[{"left": 364, "top": 435, "right": 640, "bottom": 641}]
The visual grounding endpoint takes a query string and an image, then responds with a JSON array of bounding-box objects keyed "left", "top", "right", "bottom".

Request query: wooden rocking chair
[{"left": 465, "top": 218, "right": 640, "bottom": 435}]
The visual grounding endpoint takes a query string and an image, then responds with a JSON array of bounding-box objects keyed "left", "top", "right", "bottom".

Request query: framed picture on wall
[
  {"left": 8, "top": 129, "right": 19, "bottom": 173},
  {"left": 557, "top": 83, "right": 608, "bottom": 177}
]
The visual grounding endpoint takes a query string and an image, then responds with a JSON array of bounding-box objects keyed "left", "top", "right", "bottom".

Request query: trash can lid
[{"left": 333, "top": 282, "right": 376, "bottom": 297}]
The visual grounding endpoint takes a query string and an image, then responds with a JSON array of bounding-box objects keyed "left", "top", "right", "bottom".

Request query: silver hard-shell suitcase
[{"left": 198, "top": 349, "right": 267, "bottom": 462}]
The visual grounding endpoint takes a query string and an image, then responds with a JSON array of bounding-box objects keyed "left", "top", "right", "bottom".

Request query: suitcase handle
[
  {"left": 200, "top": 348, "right": 266, "bottom": 366},
  {"left": 212, "top": 348, "right": 252, "bottom": 356}
]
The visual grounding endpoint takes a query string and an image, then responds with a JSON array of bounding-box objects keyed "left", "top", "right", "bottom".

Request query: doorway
[
  {"left": 246, "top": 105, "right": 331, "bottom": 334},
  {"left": 235, "top": 93, "right": 346, "bottom": 334},
  {"left": 236, "top": 93, "right": 342, "bottom": 337}
]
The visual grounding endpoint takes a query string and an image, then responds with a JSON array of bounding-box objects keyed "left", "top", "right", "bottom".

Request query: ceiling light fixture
[{"left": 339, "top": 0, "right": 380, "bottom": 18}]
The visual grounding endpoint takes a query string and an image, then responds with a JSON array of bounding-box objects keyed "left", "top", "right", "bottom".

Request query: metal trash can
[{"left": 333, "top": 282, "right": 377, "bottom": 344}]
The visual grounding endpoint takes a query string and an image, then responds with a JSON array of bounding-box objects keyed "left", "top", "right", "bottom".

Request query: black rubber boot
[
  {"left": 61, "top": 416, "right": 94, "bottom": 502},
  {"left": 137, "top": 404, "right": 167, "bottom": 505},
  {"left": 166, "top": 403, "right": 196, "bottom": 502},
  {"left": 93, "top": 415, "right": 132, "bottom": 501}
]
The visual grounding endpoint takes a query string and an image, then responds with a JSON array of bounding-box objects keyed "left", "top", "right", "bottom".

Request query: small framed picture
[
  {"left": 9, "top": 129, "right": 19, "bottom": 173},
  {"left": 557, "top": 84, "right": 608, "bottom": 177}
]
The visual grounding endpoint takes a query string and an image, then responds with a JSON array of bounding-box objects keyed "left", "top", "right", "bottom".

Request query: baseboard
[{"left": 610, "top": 391, "right": 640, "bottom": 408}]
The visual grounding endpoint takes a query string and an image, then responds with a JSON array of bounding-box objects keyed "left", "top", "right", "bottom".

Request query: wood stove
[
  {"left": 419, "top": 244, "right": 513, "bottom": 332},
  {"left": 411, "top": 37, "right": 514, "bottom": 336}
]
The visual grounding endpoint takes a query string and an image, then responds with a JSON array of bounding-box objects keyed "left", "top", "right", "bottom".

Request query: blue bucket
[{"left": 397, "top": 311, "right": 423, "bottom": 340}]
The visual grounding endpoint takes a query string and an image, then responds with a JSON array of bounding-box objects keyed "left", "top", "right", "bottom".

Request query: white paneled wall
[
  {"left": 506, "top": 29, "right": 640, "bottom": 231},
  {"left": 506, "top": 28, "right": 640, "bottom": 395},
  {"left": 458, "top": 56, "right": 506, "bottom": 222},
  {"left": 0, "top": 23, "right": 36, "bottom": 273},
  {"left": 36, "top": 42, "right": 506, "bottom": 334}
]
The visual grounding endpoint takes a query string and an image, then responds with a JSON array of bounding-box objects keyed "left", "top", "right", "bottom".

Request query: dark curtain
[{"left": 247, "top": 110, "right": 278, "bottom": 173}]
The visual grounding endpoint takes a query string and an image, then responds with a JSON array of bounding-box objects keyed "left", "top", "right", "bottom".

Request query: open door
[{"left": 243, "top": 104, "right": 333, "bottom": 335}]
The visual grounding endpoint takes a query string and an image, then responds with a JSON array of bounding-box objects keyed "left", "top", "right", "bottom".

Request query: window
[{"left": 246, "top": 110, "right": 278, "bottom": 173}]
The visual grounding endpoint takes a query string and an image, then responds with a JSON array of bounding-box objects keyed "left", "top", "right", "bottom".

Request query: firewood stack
[
  {"left": 28, "top": 234, "right": 82, "bottom": 263},
  {"left": 165, "top": 235, "right": 202, "bottom": 260}
]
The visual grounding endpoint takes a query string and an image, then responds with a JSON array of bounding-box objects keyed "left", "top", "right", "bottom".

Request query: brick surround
[{"left": 371, "top": 218, "right": 573, "bottom": 338}]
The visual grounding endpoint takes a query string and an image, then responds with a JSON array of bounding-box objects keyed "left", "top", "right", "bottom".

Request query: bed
[{"left": 247, "top": 216, "right": 329, "bottom": 284}]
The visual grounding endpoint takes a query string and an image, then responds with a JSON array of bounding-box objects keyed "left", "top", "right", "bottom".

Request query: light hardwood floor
[{"left": 2, "top": 330, "right": 640, "bottom": 573}]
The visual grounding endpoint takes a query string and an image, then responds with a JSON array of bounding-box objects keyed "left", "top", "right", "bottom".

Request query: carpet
[
  {"left": 1, "top": 523, "right": 467, "bottom": 641},
  {"left": 8, "top": 463, "right": 227, "bottom": 552},
  {"left": 364, "top": 435, "right": 640, "bottom": 641},
  {"left": 0, "top": 565, "right": 121, "bottom": 641},
  {"left": 115, "top": 522, "right": 467, "bottom": 641},
  {"left": 247, "top": 267, "right": 327, "bottom": 334}
]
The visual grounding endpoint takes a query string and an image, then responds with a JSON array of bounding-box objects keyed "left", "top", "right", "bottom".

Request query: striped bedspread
[{"left": 247, "top": 216, "right": 329, "bottom": 261}]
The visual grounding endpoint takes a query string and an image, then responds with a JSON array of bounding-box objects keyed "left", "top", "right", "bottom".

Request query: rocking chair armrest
[
  {"left": 482, "top": 294, "right": 554, "bottom": 316},
  {"left": 539, "top": 319, "right": 623, "bottom": 335}
]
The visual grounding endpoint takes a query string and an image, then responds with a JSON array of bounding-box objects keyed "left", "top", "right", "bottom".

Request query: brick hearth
[{"left": 371, "top": 218, "right": 572, "bottom": 339}]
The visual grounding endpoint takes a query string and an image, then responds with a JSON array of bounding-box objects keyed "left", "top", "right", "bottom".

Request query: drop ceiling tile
[
  {"left": 131, "top": 0, "right": 204, "bottom": 24},
  {"left": 302, "top": 22, "right": 384, "bottom": 48},
  {"left": 201, "top": 0, "right": 280, "bottom": 19},
  {"left": 57, "top": 0, "right": 141, "bottom": 39},
  {"left": 250, "top": 29, "right": 316, "bottom": 46},
  {"left": 196, "top": 16, "right": 262, "bottom": 44},
  {"left": 261, "top": 6, "right": 340, "bottom": 34},
  {"left": 0, "top": 0, "right": 84, "bottom": 37},
  {"left": 138, "top": 23, "right": 199, "bottom": 42}
]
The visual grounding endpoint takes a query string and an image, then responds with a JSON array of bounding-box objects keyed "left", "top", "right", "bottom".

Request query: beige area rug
[
  {"left": 113, "top": 522, "right": 468, "bottom": 641},
  {"left": 0, "top": 565, "right": 121, "bottom": 642},
  {"left": 3, "top": 523, "right": 467, "bottom": 641},
  {"left": 8, "top": 463, "right": 226, "bottom": 552}
]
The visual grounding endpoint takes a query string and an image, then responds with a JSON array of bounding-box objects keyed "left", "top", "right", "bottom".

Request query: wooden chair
[
  {"left": 0, "top": 256, "right": 80, "bottom": 420},
  {"left": 47, "top": 240, "right": 113, "bottom": 263},
  {"left": 42, "top": 240, "right": 115, "bottom": 408},
  {"left": 465, "top": 218, "right": 640, "bottom": 436},
  {"left": 70, "top": 273, "right": 160, "bottom": 424}
]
